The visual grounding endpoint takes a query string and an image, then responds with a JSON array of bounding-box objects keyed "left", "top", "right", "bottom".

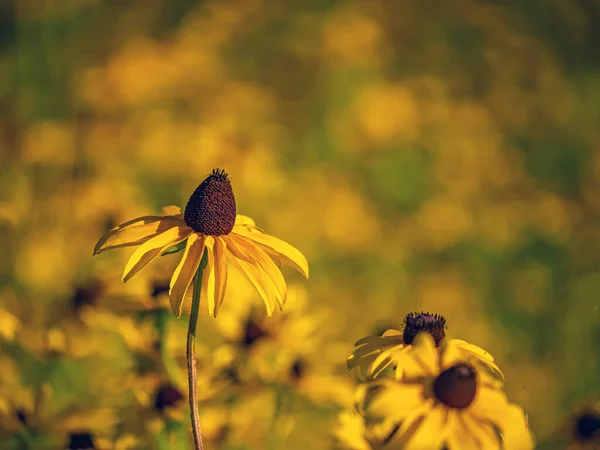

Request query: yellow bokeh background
[{"left": 1, "top": 0, "right": 599, "bottom": 448}]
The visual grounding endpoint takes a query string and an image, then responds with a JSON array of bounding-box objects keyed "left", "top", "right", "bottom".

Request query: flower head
[
  {"left": 93, "top": 169, "right": 309, "bottom": 318},
  {"left": 184, "top": 169, "right": 237, "bottom": 235},
  {"left": 347, "top": 311, "right": 503, "bottom": 381},
  {"left": 358, "top": 333, "right": 535, "bottom": 450}
]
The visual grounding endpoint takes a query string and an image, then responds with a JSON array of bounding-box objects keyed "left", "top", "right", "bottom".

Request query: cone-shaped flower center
[
  {"left": 403, "top": 312, "right": 446, "bottom": 345},
  {"left": 154, "top": 383, "right": 184, "bottom": 412},
  {"left": 575, "top": 412, "right": 600, "bottom": 440},
  {"left": 184, "top": 169, "right": 237, "bottom": 235},
  {"left": 433, "top": 363, "right": 477, "bottom": 409}
]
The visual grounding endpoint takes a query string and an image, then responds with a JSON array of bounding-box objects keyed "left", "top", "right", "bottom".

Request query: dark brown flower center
[
  {"left": 433, "top": 363, "right": 477, "bottom": 409},
  {"left": 154, "top": 383, "right": 184, "bottom": 412},
  {"left": 290, "top": 359, "right": 306, "bottom": 382},
  {"left": 242, "top": 319, "right": 268, "bottom": 347},
  {"left": 402, "top": 312, "right": 446, "bottom": 345},
  {"left": 150, "top": 279, "right": 170, "bottom": 298},
  {"left": 67, "top": 432, "right": 96, "bottom": 449},
  {"left": 575, "top": 412, "right": 600, "bottom": 441},
  {"left": 184, "top": 169, "right": 236, "bottom": 235},
  {"left": 72, "top": 279, "right": 104, "bottom": 313}
]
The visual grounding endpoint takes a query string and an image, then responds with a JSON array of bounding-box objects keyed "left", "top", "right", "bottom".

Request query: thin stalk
[
  {"left": 268, "top": 384, "right": 284, "bottom": 450},
  {"left": 187, "top": 250, "right": 208, "bottom": 450}
]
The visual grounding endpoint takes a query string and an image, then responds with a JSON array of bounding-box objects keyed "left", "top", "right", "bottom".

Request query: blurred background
[{"left": 1, "top": 0, "right": 600, "bottom": 448}]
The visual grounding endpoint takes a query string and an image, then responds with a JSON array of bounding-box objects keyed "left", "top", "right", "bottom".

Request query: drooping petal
[
  {"left": 388, "top": 400, "right": 435, "bottom": 446},
  {"left": 444, "top": 410, "right": 483, "bottom": 450},
  {"left": 231, "top": 235, "right": 287, "bottom": 308},
  {"left": 402, "top": 404, "right": 447, "bottom": 450},
  {"left": 211, "top": 237, "right": 228, "bottom": 317},
  {"left": 232, "top": 227, "right": 309, "bottom": 279},
  {"left": 168, "top": 234, "right": 205, "bottom": 317},
  {"left": 94, "top": 216, "right": 184, "bottom": 255},
  {"left": 235, "top": 215, "right": 256, "bottom": 227},
  {"left": 470, "top": 387, "right": 534, "bottom": 450},
  {"left": 161, "top": 205, "right": 183, "bottom": 217},
  {"left": 401, "top": 333, "right": 439, "bottom": 379},
  {"left": 365, "top": 382, "right": 423, "bottom": 422},
  {"left": 200, "top": 237, "right": 216, "bottom": 317},
  {"left": 454, "top": 340, "right": 505, "bottom": 380},
  {"left": 368, "top": 346, "right": 406, "bottom": 378},
  {"left": 226, "top": 250, "right": 278, "bottom": 316},
  {"left": 122, "top": 225, "right": 192, "bottom": 282},
  {"left": 460, "top": 412, "right": 499, "bottom": 449}
]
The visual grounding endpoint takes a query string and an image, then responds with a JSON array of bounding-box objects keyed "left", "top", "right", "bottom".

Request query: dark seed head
[
  {"left": 154, "top": 383, "right": 184, "bottom": 412},
  {"left": 67, "top": 432, "right": 96, "bottom": 449},
  {"left": 574, "top": 411, "right": 600, "bottom": 441},
  {"left": 150, "top": 279, "right": 170, "bottom": 299},
  {"left": 72, "top": 280, "right": 104, "bottom": 313},
  {"left": 242, "top": 319, "right": 268, "bottom": 347},
  {"left": 184, "top": 169, "right": 236, "bottom": 235},
  {"left": 15, "top": 409, "right": 28, "bottom": 426},
  {"left": 433, "top": 363, "right": 477, "bottom": 409},
  {"left": 402, "top": 312, "right": 446, "bottom": 346},
  {"left": 290, "top": 359, "right": 306, "bottom": 382}
]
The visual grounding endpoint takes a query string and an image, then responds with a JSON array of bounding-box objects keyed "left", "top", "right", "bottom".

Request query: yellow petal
[
  {"left": 453, "top": 340, "right": 495, "bottom": 361},
  {"left": 94, "top": 216, "right": 183, "bottom": 255},
  {"left": 443, "top": 410, "right": 482, "bottom": 450},
  {"left": 201, "top": 237, "right": 216, "bottom": 317},
  {"left": 168, "top": 234, "right": 204, "bottom": 317},
  {"left": 232, "top": 235, "right": 287, "bottom": 308},
  {"left": 234, "top": 215, "right": 257, "bottom": 227},
  {"left": 460, "top": 412, "right": 499, "bottom": 449},
  {"left": 402, "top": 333, "right": 438, "bottom": 379},
  {"left": 161, "top": 205, "right": 183, "bottom": 217},
  {"left": 364, "top": 381, "right": 422, "bottom": 421},
  {"left": 232, "top": 227, "right": 309, "bottom": 278},
  {"left": 226, "top": 250, "right": 277, "bottom": 316},
  {"left": 211, "top": 237, "right": 228, "bottom": 318},
  {"left": 453, "top": 340, "right": 505, "bottom": 380},
  {"left": 402, "top": 404, "right": 447, "bottom": 450},
  {"left": 470, "top": 387, "right": 533, "bottom": 450},
  {"left": 122, "top": 226, "right": 192, "bottom": 282}
]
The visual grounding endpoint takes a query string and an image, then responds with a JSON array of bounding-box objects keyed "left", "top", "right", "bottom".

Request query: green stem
[
  {"left": 268, "top": 385, "right": 284, "bottom": 450},
  {"left": 187, "top": 250, "right": 208, "bottom": 450}
]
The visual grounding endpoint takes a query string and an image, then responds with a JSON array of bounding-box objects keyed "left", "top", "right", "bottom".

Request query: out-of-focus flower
[
  {"left": 0, "top": 308, "right": 21, "bottom": 341},
  {"left": 568, "top": 408, "right": 600, "bottom": 449},
  {"left": 94, "top": 169, "right": 308, "bottom": 318},
  {"left": 0, "top": 366, "right": 118, "bottom": 449},
  {"left": 347, "top": 312, "right": 503, "bottom": 381},
  {"left": 540, "top": 401, "right": 600, "bottom": 450},
  {"left": 357, "top": 333, "right": 534, "bottom": 450}
]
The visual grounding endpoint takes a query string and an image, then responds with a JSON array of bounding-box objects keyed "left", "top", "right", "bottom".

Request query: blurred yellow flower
[
  {"left": 0, "top": 308, "right": 21, "bottom": 341},
  {"left": 347, "top": 312, "right": 503, "bottom": 381},
  {"left": 94, "top": 169, "right": 308, "bottom": 318},
  {"left": 358, "top": 333, "right": 534, "bottom": 450},
  {"left": 334, "top": 411, "right": 372, "bottom": 450}
]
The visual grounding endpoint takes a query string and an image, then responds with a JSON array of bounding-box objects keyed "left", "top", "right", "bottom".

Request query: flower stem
[
  {"left": 268, "top": 384, "right": 284, "bottom": 450},
  {"left": 187, "top": 250, "right": 208, "bottom": 450}
]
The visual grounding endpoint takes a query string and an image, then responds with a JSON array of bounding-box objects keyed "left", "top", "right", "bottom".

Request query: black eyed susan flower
[
  {"left": 570, "top": 410, "right": 600, "bottom": 448},
  {"left": 358, "top": 333, "right": 534, "bottom": 450},
  {"left": 94, "top": 169, "right": 309, "bottom": 318},
  {"left": 347, "top": 312, "right": 503, "bottom": 381}
]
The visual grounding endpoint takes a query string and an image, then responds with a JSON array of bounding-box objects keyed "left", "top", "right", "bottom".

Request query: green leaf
[{"left": 161, "top": 239, "right": 188, "bottom": 256}]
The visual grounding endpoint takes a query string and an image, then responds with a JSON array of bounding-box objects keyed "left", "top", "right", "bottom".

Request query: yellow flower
[
  {"left": 334, "top": 411, "right": 373, "bottom": 450},
  {"left": 94, "top": 169, "right": 309, "bottom": 318},
  {"left": 347, "top": 312, "right": 503, "bottom": 381},
  {"left": 566, "top": 407, "right": 600, "bottom": 449},
  {"left": 358, "top": 333, "right": 534, "bottom": 450}
]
